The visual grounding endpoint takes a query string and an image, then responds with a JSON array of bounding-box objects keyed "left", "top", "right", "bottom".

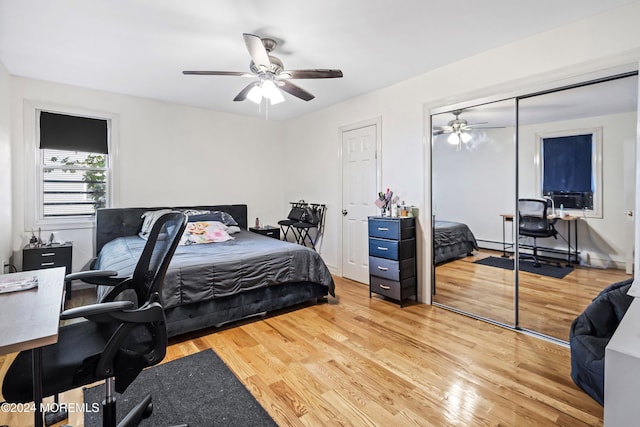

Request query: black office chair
[
  {"left": 2, "top": 212, "right": 187, "bottom": 427},
  {"left": 518, "top": 198, "right": 558, "bottom": 267}
]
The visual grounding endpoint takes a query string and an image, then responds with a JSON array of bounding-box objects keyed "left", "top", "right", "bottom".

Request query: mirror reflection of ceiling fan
[
  {"left": 433, "top": 110, "right": 503, "bottom": 148},
  {"left": 183, "top": 33, "right": 343, "bottom": 105}
]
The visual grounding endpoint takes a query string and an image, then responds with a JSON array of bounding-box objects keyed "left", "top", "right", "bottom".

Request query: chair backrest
[
  {"left": 131, "top": 211, "right": 188, "bottom": 305},
  {"left": 518, "top": 198, "right": 551, "bottom": 233},
  {"left": 104, "top": 212, "right": 187, "bottom": 389}
]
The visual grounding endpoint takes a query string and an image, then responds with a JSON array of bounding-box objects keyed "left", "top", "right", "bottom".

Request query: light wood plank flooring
[
  {"left": 434, "top": 249, "right": 630, "bottom": 341},
  {"left": 1, "top": 275, "right": 605, "bottom": 426}
]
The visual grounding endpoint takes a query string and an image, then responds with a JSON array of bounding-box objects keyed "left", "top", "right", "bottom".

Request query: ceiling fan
[
  {"left": 433, "top": 110, "right": 494, "bottom": 148},
  {"left": 183, "top": 33, "right": 343, "bottom": 105}
]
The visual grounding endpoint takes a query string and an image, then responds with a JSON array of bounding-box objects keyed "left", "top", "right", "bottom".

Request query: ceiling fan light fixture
[
  {"left": 461, "top": 132, "right": 472, "bottom": 143},
  {"left": 247, "top": 84, "right": 263, "bottom": 104},
  {"left": 447, "top": 133, "right": 460, "bottom": 145},
  {"left": 262, "top": 80, "right": 285, "bottom": 104}
]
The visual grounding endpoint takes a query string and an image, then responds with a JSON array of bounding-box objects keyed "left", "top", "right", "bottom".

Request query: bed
[
  {"left": 433, "top": 220, "right": 478, "bottom": 264},
  {"left": 91, "top": 204, "right": 335, "bottom": 337}
]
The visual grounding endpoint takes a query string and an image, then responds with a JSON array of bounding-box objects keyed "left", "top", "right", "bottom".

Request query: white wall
[
  {"left": 433, "top": 125, "right": 516, "bottom": 245},
  {"left": 0, "top": 61, "right": 11, "bottom": 271},
  {"left": 283, "top": 2, "right": 640, "bottom": 300},
  {"left": 10, "top": 77, "right": 286, "bottom": 270},
  {"left": 6, "top": 2, "right": 640, "bottom": 291}
]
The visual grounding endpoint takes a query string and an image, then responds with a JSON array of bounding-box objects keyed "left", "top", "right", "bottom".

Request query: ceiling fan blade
[
  {"left": 233, "top": 82, "right": 259, "bottom": 102},
  {"left": 278, "top": 80, "right": 315, "bottom": 101},
  {"left": 283, "top": 69, "right": 343, "bottom": 79},
  {"left": 183, "top": 71, "right": 247, "bottom": 76},
  {"left": 243, "top": 33, "right": 271, "bottom": 71}
]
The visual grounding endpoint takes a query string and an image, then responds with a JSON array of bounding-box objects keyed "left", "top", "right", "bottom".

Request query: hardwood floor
[
  {"left": 434, "top": 249, "right": 630, "bottom": 341},
  {"left": 1, "top": 275, "right": 605, "bottom": 426}
]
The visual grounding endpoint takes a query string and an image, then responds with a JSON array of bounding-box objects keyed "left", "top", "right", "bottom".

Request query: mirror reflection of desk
[{"left": 500, "top": 213, "right": 580, "bottom": 267}]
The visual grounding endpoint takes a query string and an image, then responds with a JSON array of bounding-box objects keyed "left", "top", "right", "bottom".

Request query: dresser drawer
[
  {"left": 368, "top": 217, "right": 415, "bottom": 240},
  {"left": 369, "top": 276, "right": 402, "bottom": 300},
  {"left": 369, "top": 237, "right": 415, "bottom": 260},
  {"left": 369, "top": 276, "right": 417, "bottom": 301},
  {"left": 369, "top": 256, "right": 415, "bottom": 281}
]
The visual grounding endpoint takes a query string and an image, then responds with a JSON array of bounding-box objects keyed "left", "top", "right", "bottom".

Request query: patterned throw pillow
[{"left": 178, "top": 221, "right": 234, "bottom": 245}]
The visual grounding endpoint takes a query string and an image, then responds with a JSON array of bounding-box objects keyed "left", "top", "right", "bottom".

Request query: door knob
[
  {"left": 627, "top": 210, "right": 634, "bottom": 217},
  {"left": 342, "top": 209, "right": 348, "bottom": 216}
]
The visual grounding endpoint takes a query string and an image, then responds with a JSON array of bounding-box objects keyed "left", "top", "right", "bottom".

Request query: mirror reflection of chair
[
  {"left": 2, "top": 212, "right": 188, "bottom": 427},
  {"left": 518, "top": 198, "right": 558, "bottom": 267}
]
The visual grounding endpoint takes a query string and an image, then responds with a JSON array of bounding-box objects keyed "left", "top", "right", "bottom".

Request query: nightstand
[
  {"left": 23, "top": 242, "right": 73, "bottom": 296},
  {"left": 249, "top": 226, "right": 281, "bottom": 240}
]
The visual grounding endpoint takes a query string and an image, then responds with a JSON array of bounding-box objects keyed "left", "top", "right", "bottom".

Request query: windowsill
[{"left": 31, "top": 218, "right": 96, "bottom": 231}]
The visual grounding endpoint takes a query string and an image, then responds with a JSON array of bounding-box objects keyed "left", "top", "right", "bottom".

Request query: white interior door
[
  {"left": 624, "top": 135, "right": 636, "bottom": 274},
  {"left": 342, "top": 124, "right": 378, "bottom": 284}
]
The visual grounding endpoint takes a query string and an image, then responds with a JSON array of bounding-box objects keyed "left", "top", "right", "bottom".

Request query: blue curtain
[{"left": 542, "top": 134, "right": 592, "bottom": 193}]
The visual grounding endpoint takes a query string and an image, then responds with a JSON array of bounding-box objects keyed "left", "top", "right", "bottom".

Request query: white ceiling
[{"left": 0, "top": 0, "right": 636, "bottom": 121}]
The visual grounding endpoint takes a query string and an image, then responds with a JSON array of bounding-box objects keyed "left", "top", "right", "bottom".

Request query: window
[
  {"left": 542, "top": 133, "right": 594, "bottom": 210},
  {"left": 537, "top": 128, "right": 602, "bottom": 217},
  {"left": 37, "top": 111, "right": 110, "bottom": 221}
]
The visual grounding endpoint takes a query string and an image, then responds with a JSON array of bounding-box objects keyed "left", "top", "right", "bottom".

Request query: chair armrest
[
  {"left": 66, "top": 270, "right": 118, "bottom": 281},
  {"left": 60, "top": 301, "right": 135, "bottom": 320}
]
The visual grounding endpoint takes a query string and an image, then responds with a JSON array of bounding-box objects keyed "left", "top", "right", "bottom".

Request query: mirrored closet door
[
  {"left": 517, "top": 74, "right": 638, "bottom": 341},
  {"left": 431, "top": 99, "right": 517, "bottom": 326},
  {"left": 431, "top": 72, "right": 637, "bottom": 342}
]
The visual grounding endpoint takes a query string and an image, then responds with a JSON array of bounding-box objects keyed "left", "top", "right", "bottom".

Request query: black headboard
[{"left": 95, "top": 204, "right": 248, "bottom": 254}]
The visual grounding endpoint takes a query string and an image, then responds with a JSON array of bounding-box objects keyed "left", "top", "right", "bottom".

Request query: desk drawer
[
  {"left": 369, "top": 256, "right": 415, "bottom": 281},
  {"left": 369, "top": 238, "right": 415, "bottom": 260}
]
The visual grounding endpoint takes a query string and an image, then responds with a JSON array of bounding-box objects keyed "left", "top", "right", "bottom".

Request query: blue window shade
[{"left": 542, "top": 134, "right": 592, "bottom": 193}]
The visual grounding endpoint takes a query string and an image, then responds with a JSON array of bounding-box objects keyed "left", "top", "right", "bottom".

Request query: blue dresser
[{"left": 368, "top": 216, "right": 417, "bottom": 307}]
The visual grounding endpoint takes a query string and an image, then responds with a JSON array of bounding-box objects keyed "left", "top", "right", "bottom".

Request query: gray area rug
[
  {"left": 474, "top": 256, "right": 573, "bottom": 279},
  {"left": 84, "top": 349, "right": 277, "bottom": 426}
]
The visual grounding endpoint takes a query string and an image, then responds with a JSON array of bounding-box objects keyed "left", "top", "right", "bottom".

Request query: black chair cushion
[
  {"left": 3, "top": 318, "right": 154, "bottom": 402},
  {"left": 3, "top": 320, "right": 114, "bottom": 403},
  {"left": 569, "top": 278, "right": 633, "bottom": 405}
]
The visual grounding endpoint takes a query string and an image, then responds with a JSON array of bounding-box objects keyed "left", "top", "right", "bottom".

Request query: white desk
[
  {"left": 605, "top": 297, "right": 640, "bottom": 426},
  {"left": 0, "top": 267, "right": 66, "bottom": 427}
]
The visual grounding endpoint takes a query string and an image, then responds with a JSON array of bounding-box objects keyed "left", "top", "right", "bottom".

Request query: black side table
[
  {"left": 249, "top": 226, "right": 281, "bottom": 240},
  {"left": 23, "top": 242, "right": 73, "bottom": 296}
]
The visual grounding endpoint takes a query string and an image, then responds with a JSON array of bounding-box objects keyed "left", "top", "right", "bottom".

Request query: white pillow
[
  {"left": 227, "top": 226, "right": 241, "bottom": 234},
  {"left": 139, "top": 209, "right": 172, "bottom": 240}
]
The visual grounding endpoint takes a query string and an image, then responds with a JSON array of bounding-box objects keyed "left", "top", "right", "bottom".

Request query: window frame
[
  {"left": 24, "top": 101, "right": 119, "bottom": 231},
  {"left": 534, "top": 127, "right": 603, "bottom": 218}
]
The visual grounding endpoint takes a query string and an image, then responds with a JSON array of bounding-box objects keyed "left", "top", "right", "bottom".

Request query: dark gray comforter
[
  {"left": 433, "top": 220, "right": 478, "bottom": 264},
  {"left": 95, "top": 230, "right": 335, "bottom": 308}
]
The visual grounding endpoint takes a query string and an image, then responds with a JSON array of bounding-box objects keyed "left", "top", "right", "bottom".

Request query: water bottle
[{"left": 559, "top": 204, "right": 564, "bottom": 218}]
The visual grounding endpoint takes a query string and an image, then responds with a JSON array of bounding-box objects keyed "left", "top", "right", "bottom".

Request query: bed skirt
[{"left": 165, "top": 281, "right": 328, "bottom": 337}]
